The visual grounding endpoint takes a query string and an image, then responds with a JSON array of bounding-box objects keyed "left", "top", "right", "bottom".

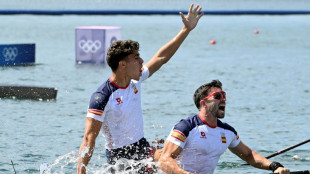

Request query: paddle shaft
[
  {"left": 243, "top": 138, "right": 310, "bottom": 166},
  {"left": 266, "top": 139, "right": 310, "bottom": 174},
  {"left": 266, "top": 139, "right": 310, "bottom": 159},
  {"left": 290, "top": 170, "right": 310, "bottom": 174},
  {"left": 11, "top": 160, "right": 16, "bottom": 174},
  {"left": 272, "top": 170, "right": 310, "bottom": 174}
]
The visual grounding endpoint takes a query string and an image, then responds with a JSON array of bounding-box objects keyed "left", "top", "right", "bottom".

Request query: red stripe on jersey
[
  {"left": 171, "top": 135, "right": 185, "bottom": 142},
  {"left": 88, "top": 109, "right": 103, "bottom": 116},
  {"left": 173, "top": 130, "right": 186, "bottom": 137}
]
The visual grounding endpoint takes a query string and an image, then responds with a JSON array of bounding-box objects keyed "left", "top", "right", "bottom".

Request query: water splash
[
  {"left": 40, "top": 150, "right": 79, "bottom": 174},
  {"left": 79, "top": 146, "right": 90, "bottom": 158},
  {"left": 87, "top": 157, "right": 161, "bottom": 174},
  {"left": 39, "top": 150, "right": 163, "bottom": 174}
]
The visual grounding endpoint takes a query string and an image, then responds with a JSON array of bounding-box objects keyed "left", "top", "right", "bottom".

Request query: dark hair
[
  {"left": 193, "top": 80, "right": 223, "bottom": 109},
  {"left": 106, "top": 40, "right": 139, "bottom": 72}
]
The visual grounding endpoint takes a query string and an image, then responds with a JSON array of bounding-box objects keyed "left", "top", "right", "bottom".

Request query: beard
[{"left": 209, "top": 104, "right": 225, "bottom": 119}]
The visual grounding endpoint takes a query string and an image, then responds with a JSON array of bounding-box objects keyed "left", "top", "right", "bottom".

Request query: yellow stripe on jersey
[
  {"left": 88, "top": 109, "right": 103, "bottom": 116},
  {"left": 171, "top": 130, "right": 186, "bottom": 142}
]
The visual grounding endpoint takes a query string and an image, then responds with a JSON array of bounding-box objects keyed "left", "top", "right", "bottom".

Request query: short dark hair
[
  {"left": 106, "top": 40, "right": 139, "bottom": 72},
  {"left": 193, "top": 80, "right": 223, "bottom": 109}
]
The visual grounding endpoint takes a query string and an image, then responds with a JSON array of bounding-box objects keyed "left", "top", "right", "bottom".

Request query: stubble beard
[{"left": 209, "top": 105, "right": 225, "bottom": 119}]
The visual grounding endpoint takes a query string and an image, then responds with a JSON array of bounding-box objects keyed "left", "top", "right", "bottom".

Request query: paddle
[
  {"left": 288, "top": 170, "right": 310, "bottom": 174},
  {"left": 271, "top": 169, "right": 310, "bottom": 174},
  {"left": 265, "top": 139, "right": 310, "bottom": 159},
  {"left": 11, "top": 160, "right": 16, "bottom": 174},
  {"left": 243, "top": 138, "right": 310, "bottom": 166}
]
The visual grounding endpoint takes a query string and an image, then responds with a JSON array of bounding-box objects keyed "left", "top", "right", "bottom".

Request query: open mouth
[{"left": 219, "top": 104, "right": 225, "bottom": 112}]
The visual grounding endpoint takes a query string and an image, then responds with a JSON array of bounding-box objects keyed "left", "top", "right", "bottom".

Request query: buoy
[
  {"left": 210, "top": 40, "right": 216, "bottom": 45},
  {"left": 254, "top": 30, "right": 259, "bottom": 34},
  {"left": 293, "top": 155, "right": 301, "bottom": 160}
]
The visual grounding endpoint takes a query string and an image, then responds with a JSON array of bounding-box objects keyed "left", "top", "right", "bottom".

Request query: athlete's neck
[
  {"left": 110, "top": 73, "right": 130, "bottom": 88},
  {"left": 198, "top": 111, "right": 218, "bottom": 128}
]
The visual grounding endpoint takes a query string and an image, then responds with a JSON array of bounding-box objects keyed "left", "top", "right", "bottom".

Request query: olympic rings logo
[
  {"left": 2, "top": 47, "right": 18, "bottom": 61},
  {"left": 110, "top": 36, "right": 117, "bottom": 45},
  {"left": 78, "top": 40, "right": 102, "bottom": 53}
]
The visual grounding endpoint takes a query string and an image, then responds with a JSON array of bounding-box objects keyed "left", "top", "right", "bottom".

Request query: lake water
[{"left": 0, "top": 0, "right": 310, "bottom": 173}]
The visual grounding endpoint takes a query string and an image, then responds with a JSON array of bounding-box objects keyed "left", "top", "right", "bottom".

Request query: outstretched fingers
[
  {"left": 188, "top": 3, "right": 194, "bottom": 14},
  {"left": 180, "top": 4, "right": 204, "bottom": 30},
  {"left": 193, "top": 4, "right": 200, "bottom": 13},
  {"left": 197, "top": 10, "right": 204, "bottom": 20},
  {"left": 179, "top": 12, "right": 185, "bottom": 20},
  {"left": 193, "top": 5, "right": 203, "bottom": 17},
  {"left": 189, "top": 3, "right": 203, "bottom": 15},
  {"left": 187, "top": 4, "right": 204, "bottom": 20}
]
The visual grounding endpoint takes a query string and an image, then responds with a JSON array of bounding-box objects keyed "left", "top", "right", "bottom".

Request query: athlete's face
[
  {"left": 203, "top": 87, "right": 226, "bottom": 119},
  {"left": 124, "top": 51, "right": 144, "bottom": 81}
]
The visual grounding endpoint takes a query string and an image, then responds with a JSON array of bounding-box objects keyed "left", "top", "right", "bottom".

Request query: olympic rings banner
[
  {"left": 75, "top": 26, "right": 121, "bottom": 64},
  {"left": 0, "top": 44, "right": 35, "bottom": 66}
]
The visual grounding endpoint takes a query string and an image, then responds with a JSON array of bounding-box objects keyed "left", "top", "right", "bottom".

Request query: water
[
  {"left": 1, "top": 0, "right": 310, "bottom": 173},
  {"left": 1, "top": 0, "right": 310, "bottom": 10}
]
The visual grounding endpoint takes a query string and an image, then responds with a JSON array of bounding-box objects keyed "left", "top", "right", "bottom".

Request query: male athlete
[
  {"left": 159, "top": 80, "right": 290, "bottom": 174},
  {"left": 77, "top": 4, "right": 204, "bottom": 174}
]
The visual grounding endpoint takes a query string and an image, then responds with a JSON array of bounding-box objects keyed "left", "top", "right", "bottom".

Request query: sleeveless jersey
[
  {"left": 86, "top": 66, "right": 149, "bottom": 150},
  {"left": 167, "top": 114, "right": 241, "bottom": 174}
]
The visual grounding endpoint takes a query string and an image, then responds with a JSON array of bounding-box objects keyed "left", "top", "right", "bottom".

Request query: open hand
[{"left": 179, "top": 4, "right": 204, "bottom": 31}]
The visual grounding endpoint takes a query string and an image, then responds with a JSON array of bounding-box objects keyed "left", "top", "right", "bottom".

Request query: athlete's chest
[
  {"left": 108, "top": 83, "right": 141, "bottom": 110},
  {"left": 185, "top": 126, "right": 233, "bottom": 156}
]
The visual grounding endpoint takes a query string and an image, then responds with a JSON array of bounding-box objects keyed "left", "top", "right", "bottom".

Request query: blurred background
[{"left": 0, "top": 0, "right": 309, "bottom": 173}]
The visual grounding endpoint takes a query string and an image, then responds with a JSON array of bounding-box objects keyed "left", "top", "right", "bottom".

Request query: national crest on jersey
[
  {"left": 134, "top": 86, "right": 138, "bottom": 94},
  {"left": 221, "top": 132, "right": 227, "bottom": 143}
]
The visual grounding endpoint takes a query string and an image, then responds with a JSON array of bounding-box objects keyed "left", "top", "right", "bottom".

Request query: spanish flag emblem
[
  {"left": 134, "top": 87, "right": 138, "bottom": 94},
  {"left": 171, "top": 130, "right": 186, "bottom": 142},
  {"left": 88, "top": 109, "right": 103, "bottom": 116},
  {"left": 221, "top": 133, "right": 226, "bottom": 143}
]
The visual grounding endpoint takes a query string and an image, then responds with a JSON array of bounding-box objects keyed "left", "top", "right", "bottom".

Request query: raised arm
[
  {"left": 77, "top": 118, "right": 102, "bottom": 174},
  {"left": 159, "top": 141, "right": 193, "bottom": 174},
  {"left": 229, "top": 141, "right": 290, "bottom": 174},
  {"left": 145, "top": 3, "right": 204, "bottom": 77}
]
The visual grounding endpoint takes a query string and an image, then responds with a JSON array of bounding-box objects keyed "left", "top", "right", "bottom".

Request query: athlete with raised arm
[{"left": 77, "top": 4, "right": 204, "bottom": 174}]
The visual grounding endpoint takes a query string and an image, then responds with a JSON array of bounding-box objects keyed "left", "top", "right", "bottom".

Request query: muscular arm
[
  {"left": 159, "top": 141, "right": 192, "bottom": 174},
  {"left": 77, "top": 117, "right": 102, "bottom": 174},
  {"left": 229, "top": 141, "right": 290, "bottom": 174},
  {"left": 145, "top": 4, "right": 203, "bottom": 77},
  {"left": 229, "top": 141, "right": 271, "bottom": 169}
]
